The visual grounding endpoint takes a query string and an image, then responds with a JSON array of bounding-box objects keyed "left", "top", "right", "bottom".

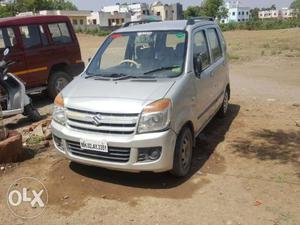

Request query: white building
[
  {"left": 102, "top": 3, "right": 150, "bottom": 16},
  {"left": 88, "top": 11, "right": 131, "bottom": 27},
  {"left": 258, "top": 8, "right": 295, "bottom": 20},
  {"left": 220, "top": 1, "right": 250, "bottom": 24}
]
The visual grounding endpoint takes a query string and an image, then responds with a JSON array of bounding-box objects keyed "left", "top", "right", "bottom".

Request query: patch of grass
[
  {"left": 26, "top": 135, "right": 44, "bottom": 146},
  {"left": 229, "top": 54, "right": 240, "bottom": 61}
]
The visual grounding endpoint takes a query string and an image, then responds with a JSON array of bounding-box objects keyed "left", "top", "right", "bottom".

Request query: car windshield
[{"left": 86, "top": 30, "right": 187, "bottom": 79}]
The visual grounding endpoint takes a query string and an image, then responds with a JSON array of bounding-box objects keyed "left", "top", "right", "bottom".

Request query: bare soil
[{"left": 0, "top": 29, "right": 299, "bottom": 225}]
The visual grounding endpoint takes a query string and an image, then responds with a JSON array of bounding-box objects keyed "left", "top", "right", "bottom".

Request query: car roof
[
  {"left": 0, "top": 15, "right": 70, "bottom": 26},
  {"left": 116, "top": 20, "right": 216, "bottom": 33}
]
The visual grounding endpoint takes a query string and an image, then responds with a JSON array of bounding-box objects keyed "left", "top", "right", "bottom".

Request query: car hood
[{"left": 62, "top": 76, "right": 175, "bottom": 114}]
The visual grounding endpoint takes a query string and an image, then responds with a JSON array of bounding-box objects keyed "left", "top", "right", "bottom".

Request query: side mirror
[
  {"left": 193, "top": 54, "right": 203, "bottom": 77},
  {"left": 3, "top": 48, "right": 10, "bottom": 57}
]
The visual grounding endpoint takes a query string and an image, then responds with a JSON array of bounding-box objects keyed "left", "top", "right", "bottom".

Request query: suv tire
[
  {"left": 217, "top": 89, "right": 229, "bottom": 118},
  {"left": 48, "top": 71, "right": 72, "bottom": 99},
  {"left": 171, "top": 126, "right": 193, "bottom": 177}
]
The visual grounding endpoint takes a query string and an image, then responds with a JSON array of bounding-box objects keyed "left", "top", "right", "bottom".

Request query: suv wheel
[
  {"left": 48, "top": 71, "right": 72, "bottom": 99},
  {"left": 171, "top": 126, "right": 193, "bottom": 177},
  {"left": 217, "top": 89, "right": 229, "bottom": 118}
]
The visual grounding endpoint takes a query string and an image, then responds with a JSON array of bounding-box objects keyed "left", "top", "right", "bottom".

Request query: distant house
[
  {"left": 258, "top": 8, "right": 295, "bottom": 20},
  {"left": 220, "top": 1, "right": 250, "bottom": 24},
  {"left": 150, "top": 1, "right": 183, "bottom": 21},
  {"left": 88, "top": 11, "right": 131, "bottom": 27},
  {"left": 39, "top": 10, "right": 91, "bottom": 28}
]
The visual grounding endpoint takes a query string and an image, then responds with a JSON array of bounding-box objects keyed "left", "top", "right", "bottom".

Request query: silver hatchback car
[{"left": 51, "top": 18, "right": 230, "bottom": 177}]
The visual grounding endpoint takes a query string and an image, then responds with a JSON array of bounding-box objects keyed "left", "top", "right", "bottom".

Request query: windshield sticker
[
  {"left": 176, "top": 33, "right": 185, "bottom": 39},
  {"left": 111, "top": 33, "right": 122, "bottom": 39}
]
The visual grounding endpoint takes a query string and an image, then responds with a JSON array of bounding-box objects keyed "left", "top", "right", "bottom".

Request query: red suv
[{"left": 0, "top": 15, "right": 84, "bottom": 99}]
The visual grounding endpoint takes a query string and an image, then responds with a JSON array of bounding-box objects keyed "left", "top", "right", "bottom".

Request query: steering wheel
[{"left": 120, "top": 59, "right": 140, "bottom": 68}]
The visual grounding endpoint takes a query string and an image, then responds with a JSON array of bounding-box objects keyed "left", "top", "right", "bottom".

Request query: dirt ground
[{"left": 0, "top": 29, "right": 300, "bottom": 225}]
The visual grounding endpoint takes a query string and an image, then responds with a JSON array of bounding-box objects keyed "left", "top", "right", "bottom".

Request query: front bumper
[{"left": 51, "top": 121, "right": 177, "bottom": 173}]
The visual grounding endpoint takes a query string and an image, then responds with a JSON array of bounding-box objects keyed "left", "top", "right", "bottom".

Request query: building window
[
  {"left": 121, "top": 18, "right": 124, "bottom": 23},
  {"left": 242, "top": 11, "right": 244, "bottom": 15},
  {"left": 93, "top": 19, "right": 97, "bottom": 25},
  {"left": 80, "top": 19, "right": 84, "bottom": 25},
  {"left": 246, "top": 11, "right": 249, "bottom": 15},
  {"left": 73, "top": 19, "right": 78, "bottom": 25},
  {"left": 232, "top": 12, "right": 235, "bottom": 16},
  {"left": 142, "top": 10, "right": 146, "bottom": 15},
  {"left": 238, "top": 11, "right": 241, "bottom": 15},
  {"left": 156, "top": 12, "right": 161, "bottom": 16}
]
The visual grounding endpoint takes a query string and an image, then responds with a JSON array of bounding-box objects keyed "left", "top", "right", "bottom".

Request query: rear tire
[
  {"left": 170, "top": 126, "right": 193, "bottom": 177},
  {"left": 217, "top": 89, "right": 229, "bottom": 118},
  {"left": 48, "top": 71, "right": 72, "bottom": 99}
]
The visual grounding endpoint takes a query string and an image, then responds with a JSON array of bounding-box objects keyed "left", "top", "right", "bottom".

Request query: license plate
[{"left": 80, "top": 139, "right": 108, "bottom": 153}]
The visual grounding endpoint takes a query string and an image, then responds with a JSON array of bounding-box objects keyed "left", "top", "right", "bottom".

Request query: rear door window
[
  {"left": 0, "top": 27, "right": 16, "bottom": 49},
  {"left": 48, "top": 23, "right": 72, "bottom": 44},
  {"left": 207, "top": 28, "right": 222, "bottom": 62},
  {"left": 20, "top": 25, "right": 42, "bottom": 49},
  {"left": 193, "top": 30, "right": 210, "bottom": 70},
  {"left": 39, "top": 25, "right": 48, "bottom": 46}
]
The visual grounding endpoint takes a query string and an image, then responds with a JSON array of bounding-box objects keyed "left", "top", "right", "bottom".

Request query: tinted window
[
  {"left": 193, "top": 30, "right": 210, "bottom": 70},
  {"left": 20, "top": 25, "right": 41, "bottom": 49},
  {"left": 207, "top": 28, "right": 222, "bottom": 62},
  {"left": 39, "top": 25, "right": 48, "bottom": 46},
  {"left": 0, "top": 27, "right": 16, "bottom": 49},
  {"left": 48, "top": 23, "right": 72, "bottom": 44}
]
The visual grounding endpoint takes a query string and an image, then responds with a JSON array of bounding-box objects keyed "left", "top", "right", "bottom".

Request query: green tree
[
  {"left": 184, "top": 6, "right": 204, "bottom": 19},
  {"left": 290, "top": 0, "right": 300, "bottom": 18},
  {"left": 250, "top": 7, "right": 260, "bottom": 20},
  {"left": 202, "top": 0, "right": 225, "bottom": 18}
]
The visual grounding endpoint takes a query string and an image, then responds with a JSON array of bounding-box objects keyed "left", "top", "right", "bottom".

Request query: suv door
[
  {"left": 19, "top": 24, "right": 50, "bottom": 87},
  {"left": 206, "top": 27, "right": 226, "bottom": 106},
  {"left": 0, "top": 27, "right": 26, "bottom": 79},
  {"left": 192, "top": 29, "right": 215, "bottom": 131}
]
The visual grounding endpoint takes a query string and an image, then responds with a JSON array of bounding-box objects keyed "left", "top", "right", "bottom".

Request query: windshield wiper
[
  {"left": 113, "top": 75, "right": 156, "bottom": 81},
  {"left": 143, "top": 66, "right": 181, "bottom": 75},
  {"left": 85, "top": 73, "right": 127, "bottom": 80}
]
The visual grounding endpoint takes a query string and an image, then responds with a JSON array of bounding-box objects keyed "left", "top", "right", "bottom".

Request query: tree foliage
[
  {"left": 291, "top": 0, "right": 300, "bottom": 18},
  {"left": 0, "top": 0, "right": 77, "bottom": 17},
  {"left": 184, "top": 0, "right": 227, "bottom": 19},
  {"left": 250, "top": 7, "right": 260, "bottom": 20}
]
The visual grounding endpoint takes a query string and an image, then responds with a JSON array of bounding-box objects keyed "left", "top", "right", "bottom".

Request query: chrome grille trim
[{"left": 66, "top": 108, "right": 139, "bottom": 135}]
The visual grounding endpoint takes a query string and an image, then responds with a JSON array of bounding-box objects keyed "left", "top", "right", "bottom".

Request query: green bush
[
  {"left": 220, "top": 19, "right": 300, "bottom": 31},
  {"left": 75, "top": 27, "right": 112, "bottom": 36}
]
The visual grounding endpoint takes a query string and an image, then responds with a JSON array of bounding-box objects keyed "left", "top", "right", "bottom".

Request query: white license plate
[{"left": 80, "top": 139, "right": 108, "bottom": 153}]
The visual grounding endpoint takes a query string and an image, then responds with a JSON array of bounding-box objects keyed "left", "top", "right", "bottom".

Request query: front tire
[
  {"left": 171, "top": 127, "right": 193, "bottom": 177},
  {"left": 48, "top": 71, "right": 72, "bottom": 99},
  {"left": 217, "top": 89, "right": 229, "bottom": 118}
]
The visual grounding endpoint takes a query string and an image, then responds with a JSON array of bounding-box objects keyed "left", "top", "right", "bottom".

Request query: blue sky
[{"left": 69, "top": 0, "right": 294, "bottom": 10}]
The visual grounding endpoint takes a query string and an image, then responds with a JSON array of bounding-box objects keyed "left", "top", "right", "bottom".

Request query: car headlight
[
  {"left": 138, "top": 99, "right": 172, "bottom": 133},
  {"left": 53, "top": 94, "right": 66, "bottom": 126}
]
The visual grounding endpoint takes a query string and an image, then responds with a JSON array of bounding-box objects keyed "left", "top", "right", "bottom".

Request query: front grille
[
  {"left": 66, "top": 108, "right": 139, "bottom": 135},
  {"left": 66, "top": 140, "right": 130, "bottom": 163}
]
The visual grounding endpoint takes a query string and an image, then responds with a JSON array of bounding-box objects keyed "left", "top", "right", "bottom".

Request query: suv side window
[
  {"left": 20, "top": 25, "right": 42, "bottom": 49},
  {"left": 193, "top": 30, "right": 210, "bottom": 70},
  {"left": 48, "top": 23, "right": 72, "bottom": 44},
  {"left": 39, "top": 25, "right": 48, "bottom": 46},
  {"left": 207, "top": 28, "right": 222, "bottom": 62},
  {"left": 0, "top": 27, "right": 16, "bottom": 50}
]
